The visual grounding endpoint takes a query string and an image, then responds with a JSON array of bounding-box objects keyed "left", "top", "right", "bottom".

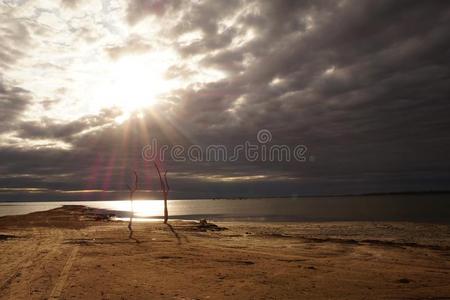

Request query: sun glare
[{"left": 92, "top": 53, "right": 178, "bottom": 114}]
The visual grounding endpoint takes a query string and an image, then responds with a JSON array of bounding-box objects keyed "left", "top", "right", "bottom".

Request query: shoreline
[{"left": 1, "top": 206, "right": 450, "bottom": 299}]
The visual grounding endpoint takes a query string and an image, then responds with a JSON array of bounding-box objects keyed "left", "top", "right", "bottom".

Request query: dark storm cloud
[
  {"left": 0, "top": 79, "right": 30, "bottom": 133},
  {"left": 128, "top": 0, "right": 450, "bottom": 194},
  {"left": 0, "top": 111, "right": 190, "bottom": 200},
  {"left": 1, "top": 0, "right": 450, "bottom": 200},
  {"left": 16, "top": 108, "right": 122, "bottom": 141},
  {"left": 200, "top": 50, "right": 245, "bottom": 74}
]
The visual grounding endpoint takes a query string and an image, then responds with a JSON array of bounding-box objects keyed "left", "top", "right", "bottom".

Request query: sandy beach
[{"left": 1, "top": 206, "right": 450, "bottom": 300}]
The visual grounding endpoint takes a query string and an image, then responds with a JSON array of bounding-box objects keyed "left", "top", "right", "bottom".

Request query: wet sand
[{"left": 1, "top": 205, "right": 450, "bottom": 299}]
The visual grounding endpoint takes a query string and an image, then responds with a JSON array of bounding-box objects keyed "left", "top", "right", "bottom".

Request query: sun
[{"left": 91, "top": 52, "right": 178, "bottom": 114}]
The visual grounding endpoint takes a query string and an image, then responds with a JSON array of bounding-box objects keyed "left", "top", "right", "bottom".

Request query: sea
[{"left": 0, "top": 194, "right": 449, "bottom": 222}]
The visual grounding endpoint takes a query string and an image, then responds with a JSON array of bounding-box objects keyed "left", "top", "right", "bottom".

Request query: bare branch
[
  {"left": 127, "top": 170, "right": 139, "bottom": 242},
  {"left": 164, "top": 170, "right": 170, "bottom": 192},
  {"left": 154, "top": 162, "right": 169, "bottom": 224},
  {"left": 133, "top": 170, "right": 138, "bottom": 191},
  {"left": 154, "top": 162, "right": 165, "bottom": 192}
]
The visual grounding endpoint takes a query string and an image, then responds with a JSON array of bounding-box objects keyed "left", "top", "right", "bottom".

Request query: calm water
[{"left": 0, "top": 194, "right": 449, "bottom": 222}]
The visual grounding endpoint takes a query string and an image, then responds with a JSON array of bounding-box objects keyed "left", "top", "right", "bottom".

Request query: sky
[{"left": 1, "top": 0, "right": 450, "bottom": 201}]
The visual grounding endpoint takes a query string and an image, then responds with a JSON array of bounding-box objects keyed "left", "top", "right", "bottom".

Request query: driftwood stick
[
  {"left": 154, "top": 162, "right": 169, "bottom": 224},
  {"left": 126, "top": 171, "right": 138, "bottom": 240}
]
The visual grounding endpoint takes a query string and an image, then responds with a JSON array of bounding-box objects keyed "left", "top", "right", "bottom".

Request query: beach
[{"left": 1, "top": 206, "right": 450, "bottom": 300}]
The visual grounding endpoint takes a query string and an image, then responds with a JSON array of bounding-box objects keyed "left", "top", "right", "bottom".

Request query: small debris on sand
[
  {"left": 0, "top": 234, "right": 16, "bottom": 241},
  {"left": 397, "top": 278, "right": 411, "bottom": 284},
  {"left": 197, "top": 219, "right": 227, "bottom": 231}
]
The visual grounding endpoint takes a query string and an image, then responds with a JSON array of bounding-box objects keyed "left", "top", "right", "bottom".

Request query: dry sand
[{"left": 1, "top": 205, "right": 450, "bottom": 299}]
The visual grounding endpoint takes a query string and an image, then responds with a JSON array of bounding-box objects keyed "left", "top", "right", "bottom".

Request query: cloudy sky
[{"left": 1, "top": 0, "right": 450, "bottom": 200}]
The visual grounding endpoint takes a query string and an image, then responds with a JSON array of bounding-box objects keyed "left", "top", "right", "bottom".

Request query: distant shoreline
[{"left": 0, "top": 190, "right": 449, "bottom": 203}]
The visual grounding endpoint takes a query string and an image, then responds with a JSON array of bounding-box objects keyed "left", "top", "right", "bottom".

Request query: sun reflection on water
[{"left": 105, "top": 200, "right": 165, "bottom": 218}]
